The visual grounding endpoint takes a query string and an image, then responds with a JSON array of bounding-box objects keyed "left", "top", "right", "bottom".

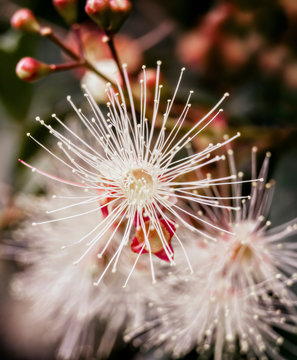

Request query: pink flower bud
[
  {"left": 85, "top": 0, "right": 111, "bottom": 30},
  {"left": 109, "top": 0, "right": 131, "bottom": 32},
  {"left": 11, "top": 9, "right": 40, "bottom": 33},
  {"left": 85, "top": 0, "right": 131, "bottom": 34},
  {"left": 53, "top": 0, "right": 78, "bottom": 24},
  {"left": 16, "top": 57, "right": 53, "bottom": 82}
]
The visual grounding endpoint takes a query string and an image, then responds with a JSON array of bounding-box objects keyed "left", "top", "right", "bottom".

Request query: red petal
[
  {"left": 155, "top": 242, "right": 174, "bottom": 262},
  {"left": 131, "top": 236, "right": 148, "bottom": 254},
  {"left": 160, "top": 219, "right": 176, "bottom": 237}
]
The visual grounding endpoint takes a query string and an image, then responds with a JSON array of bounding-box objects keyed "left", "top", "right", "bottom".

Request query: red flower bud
[
  {"left": 85, "top": 0, "right": 131, "bottom": 34},
  {"left": 16, "top": 57, "right": 53, "bottom": 82},
  {"left": 53, "top": 0, "right": 78, "bottom": 24},
  {"left": 11, "top": 9, "right": 40, "bottom": 33},
  {"left": 85, "top": 0, "right": 110, "bottom": 30},
  {"left": 109, "top": 0, "right": 131, "bottom": 33}
]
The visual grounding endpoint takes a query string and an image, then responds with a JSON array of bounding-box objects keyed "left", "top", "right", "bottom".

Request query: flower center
[
  {"left": 122, "top": 168, "right": 155, "bottom": 206},
  {"left": 231, "top": 242, "right": 254, "bottom": 264}
]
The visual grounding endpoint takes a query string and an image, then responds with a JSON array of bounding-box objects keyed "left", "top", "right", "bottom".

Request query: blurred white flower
[
  {"left": 20, "top": 62, "right": 240, "bottom": 285},
  {"left": 81, "top": 59, "right": 119, "bottom": 102},
  {"left": 8, "top": 189, "right": 154, "bottom": 360},
  {"left": 126, "top": 147, "right": 297, "bottom": 360}
]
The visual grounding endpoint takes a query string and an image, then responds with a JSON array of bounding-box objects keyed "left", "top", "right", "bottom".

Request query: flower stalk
[{"left": 40, "top": 26, "right": 115, "bottom": 85}]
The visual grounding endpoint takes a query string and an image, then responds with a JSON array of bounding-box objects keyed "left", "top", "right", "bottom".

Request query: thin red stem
[
  {"left": 49, "top": 62, "right": 84, "bottom": 72},
  {"left": 104, "top": 32, "right": 125, "bottom": 85},
  {"left": 40, "top": 26, "right": 115, "bottom": 85}
]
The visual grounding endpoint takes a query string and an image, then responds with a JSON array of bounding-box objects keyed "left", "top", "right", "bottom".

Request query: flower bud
[
  {"left": 16, "top": 57, "right": 53, "bottom": 82},
  {"left": 85, "top": 0, "right": 110, "bottom": 30},
  {"left": 85, "top": 0, "right": 131, "bottom": 34},
  {"left": 109, "top": 0, "right": 131, "bottom": 33},
  {"left": 53, "top": 0, "right": 78, "bottom": 25},
  {"left": 11, "top": 9, "right": 40, "bottom": 33}
]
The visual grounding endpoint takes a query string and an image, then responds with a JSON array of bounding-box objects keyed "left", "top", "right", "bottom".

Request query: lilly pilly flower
[
  {"left": 126, "top": 147, "right": 297, "bottom": 359},
  {"left": 19, "top": 62, "right": 240, "bottom": 285},
  {"left": 8, "top": 190, "right": 153, "bottom": 360}
]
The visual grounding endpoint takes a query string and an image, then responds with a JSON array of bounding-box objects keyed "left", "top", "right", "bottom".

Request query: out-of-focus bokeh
[{"left": 0, "top": 0, "right": 297, "bottom": 359}]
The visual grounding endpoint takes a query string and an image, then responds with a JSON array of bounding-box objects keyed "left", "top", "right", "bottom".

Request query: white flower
[
  {"left": 126, "top": 147, "right": 297, "bottom": 360},
  {"left": 9, "top": 189, "right": 154, "bottom": 360},
  {"left": 20, "top": 61, "right": 240, "bottom": 285}
]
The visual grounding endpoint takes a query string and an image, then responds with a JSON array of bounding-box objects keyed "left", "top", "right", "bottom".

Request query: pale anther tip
[
  {"left": 122, "top": 63, "right": 127, "bottom": 68},
  {"left": 35, "top": 116, "right": 40, "bottom": 121},
  {"left": 26, "top": 132, "right": 30, "bottom": 136},
  {"left": 157, "top": 60, "right": 162, "bottom": 65},
  {"left": 51, "top": 113, "right": 56, "bottom": 118},
  {"left": 142, "top": 65, "right": 146, "bottom": 69},
  {"left": 66, "top": 95, "right": 71, "bottom": 101},
  {"left": 224, "top": 92, "right": 230, "bottom": 97}
]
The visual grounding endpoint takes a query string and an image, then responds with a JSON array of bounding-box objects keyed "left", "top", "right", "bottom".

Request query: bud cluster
[
  {"left": 85, "top": 0, "right": 131, "bottom": 34},
  {"left": 10, "top": 0, "right": 132, "bottom": 84}
]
